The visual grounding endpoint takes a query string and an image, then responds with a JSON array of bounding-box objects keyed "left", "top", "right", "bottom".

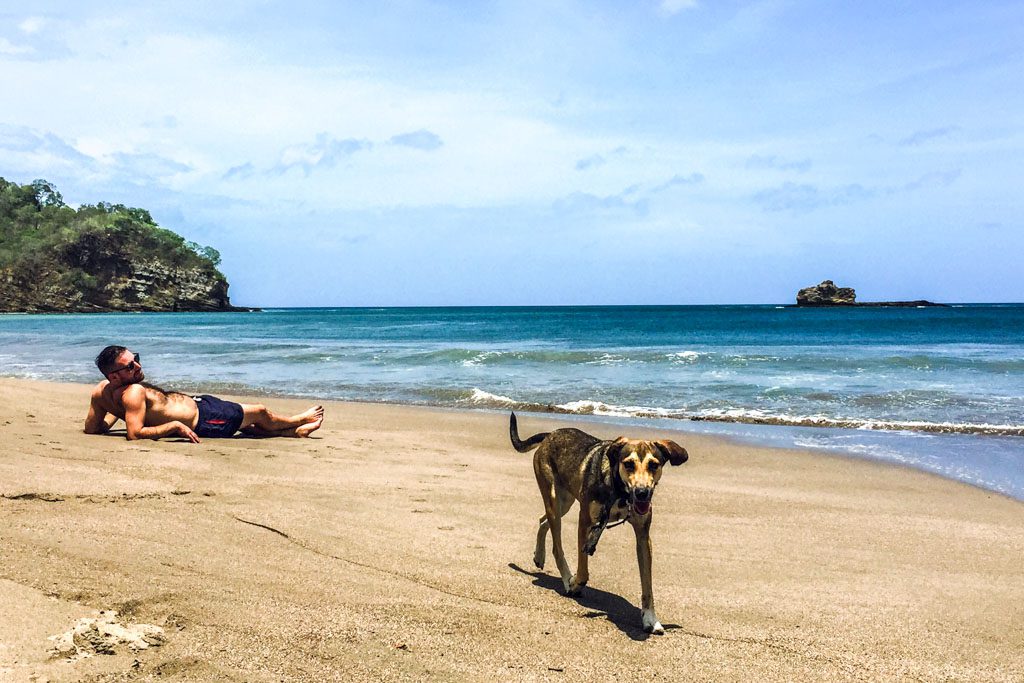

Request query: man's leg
[
  {"left": 240, "top": 424, "right": 317, "bottom": 438},
  {"left": 239, "top": 403, "right": 324, "bottom": 437}
]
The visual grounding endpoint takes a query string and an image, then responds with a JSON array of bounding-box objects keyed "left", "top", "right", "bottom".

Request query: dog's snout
[{"left": 633, "top": 487, "right": 653, "bottom": 502}]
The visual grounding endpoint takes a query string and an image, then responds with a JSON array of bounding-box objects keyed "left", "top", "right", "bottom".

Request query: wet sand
[{"left": 1, "top": 377, "right": 1022, "bottom": 682}]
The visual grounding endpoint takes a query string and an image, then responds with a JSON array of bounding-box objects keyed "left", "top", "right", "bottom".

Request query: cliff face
[
  {"left": 0, "top": 177, "right": 243, "bottom": 313},
  {"left": 0, "top": 256, "right": 233, "bottom": 313}
]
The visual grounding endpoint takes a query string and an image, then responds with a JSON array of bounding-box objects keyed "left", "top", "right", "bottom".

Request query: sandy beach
[{"left": 1, "top": 377, "right": 1022, "bottom": 682}]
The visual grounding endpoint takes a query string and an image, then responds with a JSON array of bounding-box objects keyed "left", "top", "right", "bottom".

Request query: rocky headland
[
  {"left": 0, "top": 178, "right": 248, "bottom": 313},
  {"left": 795, "top": 280, "right": 945, "bottom": 307}
]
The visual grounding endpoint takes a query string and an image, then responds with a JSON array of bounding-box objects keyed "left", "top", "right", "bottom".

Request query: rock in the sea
[
  {"left": 796, "top": 280, "right": 857, "bottom": 306},
  {"left": 794, "top": 280, "right": 946, "bottom": 307}
]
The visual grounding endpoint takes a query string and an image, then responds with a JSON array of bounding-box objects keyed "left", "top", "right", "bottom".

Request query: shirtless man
[{"left": 84, "top": 345, "right": 324, "bottom": 442}]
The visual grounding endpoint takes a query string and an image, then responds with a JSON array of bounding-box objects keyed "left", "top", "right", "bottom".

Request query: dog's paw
[{"left": 642, "top": 609, "right": 664, "bottom": 635}]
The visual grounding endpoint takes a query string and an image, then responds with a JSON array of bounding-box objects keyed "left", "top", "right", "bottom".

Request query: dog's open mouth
[{"left": 631, "top": 500, "right": 652, "bottom": 516}]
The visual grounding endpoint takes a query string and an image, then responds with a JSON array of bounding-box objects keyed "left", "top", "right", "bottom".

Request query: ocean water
[{"left": 2, "top": 305, "right": 1023, "bottom": 499}]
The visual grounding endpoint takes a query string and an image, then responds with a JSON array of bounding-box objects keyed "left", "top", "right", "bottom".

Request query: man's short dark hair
[{"left": 95, "top": 345, "right": 128, "bottom": 376}]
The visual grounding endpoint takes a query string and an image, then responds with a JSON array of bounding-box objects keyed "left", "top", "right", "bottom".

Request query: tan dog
[{"left": 509, "top": 412, "right": 689, "bottom": 634}]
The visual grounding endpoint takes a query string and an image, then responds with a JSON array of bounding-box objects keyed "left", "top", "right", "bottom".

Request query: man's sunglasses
[{"left": 111, "top": 352, "right": 141, "bottom": 374}]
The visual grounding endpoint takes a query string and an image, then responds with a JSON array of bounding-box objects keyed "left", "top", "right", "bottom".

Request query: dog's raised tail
[{"left": 510, "top": 412, "right": 549, "bottom": 453}]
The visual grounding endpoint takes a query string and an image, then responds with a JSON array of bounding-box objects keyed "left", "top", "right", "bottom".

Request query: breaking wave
[{"left": 459, "top": 389, "right": 1024, "bottom": 437}]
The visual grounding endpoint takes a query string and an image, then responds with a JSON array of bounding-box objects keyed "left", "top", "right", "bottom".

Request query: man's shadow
[
  {"left": 508, "top": 563, "right": 680, "bottom": 641},
  {"left": 101, "top": 429, "right": 194, "bottom": 443}
]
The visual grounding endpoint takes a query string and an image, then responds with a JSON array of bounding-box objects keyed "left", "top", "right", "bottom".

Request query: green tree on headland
[{"left": 0, "top": 177, "right": 238, "bottom": 313}]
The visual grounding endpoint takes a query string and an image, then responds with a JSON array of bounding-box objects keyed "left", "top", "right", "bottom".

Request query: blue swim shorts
[{"left": 192, "top": 394, "right": 244, "bottom": 438}]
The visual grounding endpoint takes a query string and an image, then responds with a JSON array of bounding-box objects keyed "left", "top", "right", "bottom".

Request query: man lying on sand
[{"left": 84, "top": 345, "right": 323, "bottom": 443}]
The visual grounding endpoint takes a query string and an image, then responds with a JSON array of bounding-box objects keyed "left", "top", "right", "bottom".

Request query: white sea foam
[
  {"left": 693, "top": 408, "right": 1024, "bottom": 436},
  {"left": 555, "top": 400, "right": 629, "bottom": 416},
  {"left": 554, "top": 400, "right": 688, "bottom": 419},
  {"left": 585, "top": 353, "right": 625, "bottom": 366},
  {"left": 461, "top": 354, "right": 484, "bottom": 367},
  {"left": 467, "top": 388, "right": 516, "bottom": 404}
]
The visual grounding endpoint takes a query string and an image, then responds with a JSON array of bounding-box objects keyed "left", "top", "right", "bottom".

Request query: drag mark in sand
[
  {"left": 1, "top": 492, "right": 65, "bottom": 502},
  {"left": 230, "top": 514, "right": 511, "bottom": 608},
  {"left": 1, "top": 491, "right": 195, "bottom": 504},
  {"left": 232, "top": 515, "right": 291, "bottom": 539}
]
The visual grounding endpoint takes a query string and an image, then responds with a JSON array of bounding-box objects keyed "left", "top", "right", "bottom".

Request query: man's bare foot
[
  {"left": 295, "top": 416, "right": 323, "bottom": 438},
  {"left": 294, "top": 405, "right": 324, "bottom": 424}
]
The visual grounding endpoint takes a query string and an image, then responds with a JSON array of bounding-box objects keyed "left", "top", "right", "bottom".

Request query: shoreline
[
  {"left": 2, "top": 376, "right": 1023, "bottom": 680},
  {"left": 4, "top": 375, "right": 1023, "bottom": 503}
]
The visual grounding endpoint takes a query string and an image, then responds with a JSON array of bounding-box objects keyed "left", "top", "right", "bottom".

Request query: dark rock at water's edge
[
  {"left": 795, "top": 280, "right": 946, "bottom": 307},
  {"left": 0, "top": 178, "right": 254, "bottom": 313}
]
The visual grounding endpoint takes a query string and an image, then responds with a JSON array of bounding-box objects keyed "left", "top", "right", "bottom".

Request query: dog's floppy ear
[
  {"left": 607, "top": 436, "right": 628, "bottom": 465},
  {"left": 655, "top": 440, "right": 689, "bottom": 466}
]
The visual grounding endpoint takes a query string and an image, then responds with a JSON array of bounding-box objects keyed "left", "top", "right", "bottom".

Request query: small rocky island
[
  {"left": 796, "top": 280, "right": 945, "bottom": 307},
  {"left": 1, "top": 178, "right": 248, "bottom": 313}
]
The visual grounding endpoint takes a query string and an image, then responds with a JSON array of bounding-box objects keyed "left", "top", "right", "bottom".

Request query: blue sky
[{"left": 2, "top": 1, "right": 1022, "bottom": 306}]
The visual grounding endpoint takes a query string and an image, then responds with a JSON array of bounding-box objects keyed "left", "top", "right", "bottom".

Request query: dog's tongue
[{"left": 633, "top": 500, "right": 651, "bottom": 515}]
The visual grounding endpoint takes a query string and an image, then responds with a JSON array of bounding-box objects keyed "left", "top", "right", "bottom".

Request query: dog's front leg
[
  {"left": 582, "top": 500, "right": 609, "bottom": 556},
  {"left": 632, "top": 515, "right": 664, "bottom": 634}
]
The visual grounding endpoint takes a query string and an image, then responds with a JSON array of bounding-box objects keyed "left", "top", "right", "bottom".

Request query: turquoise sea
[{"left": 2, "top": 305, "right": 1023, "bottom": 499}]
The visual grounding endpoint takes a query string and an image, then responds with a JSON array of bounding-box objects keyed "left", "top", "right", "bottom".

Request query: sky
[{"left": 1, "top": 1, "right": 1022, "bottom": 306}]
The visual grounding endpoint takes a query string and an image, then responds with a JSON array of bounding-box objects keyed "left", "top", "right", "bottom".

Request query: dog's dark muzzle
[{"left": 630, "top": 487, "right": 654, "bottom": 515}]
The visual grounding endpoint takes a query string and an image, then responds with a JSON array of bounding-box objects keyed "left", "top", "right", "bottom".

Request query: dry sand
[{"left": 1, "top": 377, "right": 1022, "bottom": 682}]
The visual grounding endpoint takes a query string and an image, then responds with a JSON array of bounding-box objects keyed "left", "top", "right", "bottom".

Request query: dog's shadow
[{"left": 508, "top": 563, "right": 680, "bottom": 641}]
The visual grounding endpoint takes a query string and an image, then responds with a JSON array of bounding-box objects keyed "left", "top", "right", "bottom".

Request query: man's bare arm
[
  {"left": 122, "top": 385, "right": 200, "bottom": 443},
  {"left": 84, "top": 390, "right": 116, "bottom": 434}
]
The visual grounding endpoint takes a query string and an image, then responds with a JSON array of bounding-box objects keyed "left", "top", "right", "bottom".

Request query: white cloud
[
  {"left": 575, "top": 154, "right": 605, "bottom": 171},
  {"left": 273, "top": 134, "right": 372, "bottom": 175},
  {"left": 651, "top": 173, "right": 705, "bottom": 192},
  {"left": 19, "top": 17, "right": 46, "bottom": 35},
  {"left": 109, "top": 151, "right": 192, "bottom": 180},
  {"left": 0, "top": 38, "right": 32, "bottom": 55},
  {"left": 745, "top": 154, "right": 813, "bottom": 172},
  {"left": 659, "top": 0, "right": 699, "bottom": 15},
  {"left": 0, "top": 124, "right": 93, "bottom": 167},
  {"left": 897, "top": 126, "right": 960, "bottom": 147},
  {"left": 389, "top": 129, "right": 443, "bottom": 150}
]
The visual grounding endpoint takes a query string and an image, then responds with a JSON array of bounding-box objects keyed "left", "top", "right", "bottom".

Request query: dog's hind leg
[
  {"left": 540, "top": 486, "right": 575, "bottom": 592},
  {"left": 571, "top": 499, "right": 609, "bottom": 594},
  {"left": 533, "top": 514, "right": 549, "bottom": 569},
  {"left": 534, "top": 488, "right": 573, "bottom": 570}
]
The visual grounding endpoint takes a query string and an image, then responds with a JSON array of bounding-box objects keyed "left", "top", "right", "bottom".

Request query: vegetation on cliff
[{"left": 0, "top": 177, "right": 241, "bottom": 313}]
